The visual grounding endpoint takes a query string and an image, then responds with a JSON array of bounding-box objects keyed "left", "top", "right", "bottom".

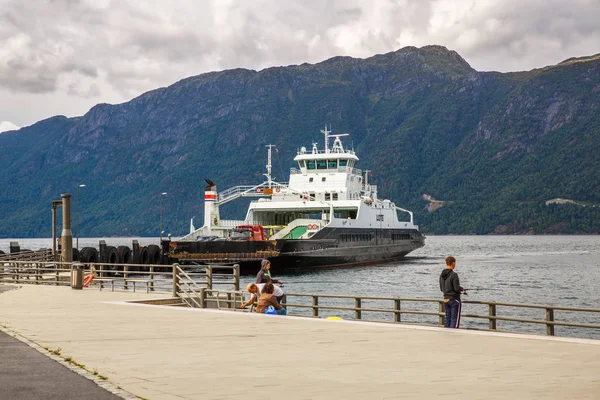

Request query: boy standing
[{"left": 439, "top": 256, "right": 464, "bottom": 328}]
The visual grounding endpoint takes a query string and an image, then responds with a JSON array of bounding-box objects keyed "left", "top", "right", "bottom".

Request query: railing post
[
  {"left": 546, "top": 308, "right": 555, "bottom": 336},
  {"left": 199, "top": 288, "right": 206, "bottom": 308},
  {"left": 354, "top": 297, "right": 362, "bottom": 320},
  {"left": 233, "top": 264, "right": 240, "bottom": 291},
  {"left": 206, "top": 266, "right": 212, "bottom": 290},
  {"left": 439, "top": 301, "right": 445, "bottom": 326},
  {"left": 172, "top": 263, "right": 180, "bottom": 298},
  {"left": 312, "top": 295, "right": 319, "bottom": 317},
  {"left": 489, "top": 304, "right": 497, "bottom": 330},
  {"left": 394, "top": 299, "right": 401, "bottom": 323},
  {"left": 123, "top": 264, "right": 129, "bottom": 290},
  {"left": 149, "top": 265, "right": 155, "bottom": 291}
]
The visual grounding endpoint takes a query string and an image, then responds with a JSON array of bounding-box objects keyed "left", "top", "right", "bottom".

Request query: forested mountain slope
[{"left": 1, "top": 46, "right": 598, "bottom": 237}]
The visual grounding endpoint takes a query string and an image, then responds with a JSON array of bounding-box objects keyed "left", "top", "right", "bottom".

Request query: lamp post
[
  {"left": 160, "top": 192, "right": 167, "bottom": 241},
  {"left": 76, "top": 184, "right": 86, "bottom": 249}
]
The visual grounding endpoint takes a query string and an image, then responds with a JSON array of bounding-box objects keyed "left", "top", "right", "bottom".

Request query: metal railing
[
  {"left": 280, "top": 293, "right": 600, "bottom": 338},
  {"left": 3, "top": 261, "right": 598, "bottom": 339},
  {"left": 0, "top": 260, "right": 240, "bottom": 295},
  {"left": 0, "top": 249, "right": 54, "bottom": 262},
  {"left": 173, "top": 264, "right": 240, "bottom": 308}
]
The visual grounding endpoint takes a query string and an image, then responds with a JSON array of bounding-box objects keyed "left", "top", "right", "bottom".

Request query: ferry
[{"left": 164, "top": 127, "right": 425, "bottom": 273}]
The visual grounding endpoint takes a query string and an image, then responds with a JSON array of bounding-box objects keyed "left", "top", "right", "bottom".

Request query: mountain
[
  {"left": 0, "top": 45, "right": 598, "bottom": 237},
  {"left": 0, "top": 121, "right": 20, "bottom": 134}
]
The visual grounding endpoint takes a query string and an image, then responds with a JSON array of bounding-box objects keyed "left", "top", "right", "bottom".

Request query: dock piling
[{"left": 60, "top": 194, "right": 73, "bottom": 263}]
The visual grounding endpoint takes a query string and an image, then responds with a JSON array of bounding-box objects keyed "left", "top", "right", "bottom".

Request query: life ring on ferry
[{"left": 83, "top": 273, "right": 94, "bottom": 287}]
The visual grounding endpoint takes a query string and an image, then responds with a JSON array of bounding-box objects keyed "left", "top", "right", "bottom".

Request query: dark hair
[
  {"left": 445, "top": 256, "right": 456, "bottom": 266},
  {"left": 262, "top": 282, "right": 275, "bottom": 294}
]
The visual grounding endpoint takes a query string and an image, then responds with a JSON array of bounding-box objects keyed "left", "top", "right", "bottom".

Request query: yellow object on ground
[{"left": 326, "top": 316, "right": 343, "bottom": 320}]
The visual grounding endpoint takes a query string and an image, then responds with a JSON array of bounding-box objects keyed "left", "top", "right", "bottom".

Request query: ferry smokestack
[
  {"left": 204, "top": 179, "right": 220, "bottom": 235},
  {"left": 60, "top": 193, "right": 73, "bottom": 263}
]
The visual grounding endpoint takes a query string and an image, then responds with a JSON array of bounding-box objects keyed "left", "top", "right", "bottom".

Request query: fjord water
[{"left": 2, "top": 236, "right": 599, "bottom": 338}]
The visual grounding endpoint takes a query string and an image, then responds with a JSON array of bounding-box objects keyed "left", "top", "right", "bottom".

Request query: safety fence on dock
[
  {"left": 2, "top": 260, "right": 599, "bottom": 339},
  {"left": 279, "top": 293, "right": 600, "bottom": 339},
  {"left": 194, "top": 288, "right": 600, "bottom": 339},
  {"left": 0, "top": 260, "right": 240, "bottom": 295}
]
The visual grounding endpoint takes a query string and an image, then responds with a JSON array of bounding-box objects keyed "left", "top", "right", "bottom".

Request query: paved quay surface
[
  {"left": 0, "top": 284, "right": 599, "bottom": 400},
  {"left": 0, "top": 329, "right": 121, "bottom": 400}
]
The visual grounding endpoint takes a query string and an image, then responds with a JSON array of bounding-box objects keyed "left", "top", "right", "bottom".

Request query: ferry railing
[{"left": 0, "top": 261, "right": 240, "bottom": 294}]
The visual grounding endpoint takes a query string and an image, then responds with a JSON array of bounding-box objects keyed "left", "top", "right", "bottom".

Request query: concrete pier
[{"left": 0, "top": 285, "right": 598, "bottom": 399}]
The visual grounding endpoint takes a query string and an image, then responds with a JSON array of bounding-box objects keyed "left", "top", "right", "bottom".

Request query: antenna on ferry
[
  {"left": 321, "top": 124, "right": 331, "bottom": 154},
  {"left": 265, "top": 144, "right": 276, "bottom": 188}
]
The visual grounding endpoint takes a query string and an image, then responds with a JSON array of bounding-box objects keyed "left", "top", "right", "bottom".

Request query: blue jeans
[{"left": 444, "top": 299, "right": 461, "bottom": 328}]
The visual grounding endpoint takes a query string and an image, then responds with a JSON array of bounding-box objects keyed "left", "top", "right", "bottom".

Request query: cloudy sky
[{"left": 1, "top": 0, "right": 599, "bottom": 128}]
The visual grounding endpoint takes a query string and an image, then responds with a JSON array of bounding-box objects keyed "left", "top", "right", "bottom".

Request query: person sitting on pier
[
  {"left": 261, "top": 277, "right": 284, "bottom": 304},
  {"left": 240, "top": 283, "right": 261, "bottom": 309},
  {"left": 240, "top": 278, "right": 284, "bottom": 309},
  {"left": 256, "top": 259, "right": 283, "bottom": 285},
  {"left": 255, "top": 282, "right": 286, "bottom": 315}
]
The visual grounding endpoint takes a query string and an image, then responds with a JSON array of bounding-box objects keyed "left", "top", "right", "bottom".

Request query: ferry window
[
  {"left": 325, "top": 193, "right": 330, "bottom": 200},
  {"left": 339, "top": 160, "right": 348, "bottom": 167},
  {"left": 309, "top": 177, "right": 314, "bottom": 182},
  {"left": 328, "top": 160, "right": 337, "bottom": 169},
  {"left": 299, "top": 160, "right": 306, "bottom": 168},
  {"left": 307, "top": 160, "right": 316, "bottom": 170},
  {"left": 332, "top": 193, "right": 338, "bottom": 200},
  {"left": 322, "top": 177, "right": 326, "bottom": 182},
  {"left": 348, "top": 160, "right": 354, "bottom": 168},
  {"left": 317, "top": 160, "right": 327, "bottom": 169}
]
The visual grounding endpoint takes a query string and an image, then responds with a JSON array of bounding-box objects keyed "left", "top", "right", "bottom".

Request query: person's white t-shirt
[{"left": 256, "top": 283, "right": 284, "bottom": 297}]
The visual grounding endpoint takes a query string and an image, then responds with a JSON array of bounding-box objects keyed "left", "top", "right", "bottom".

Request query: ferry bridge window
[
  {"left": 307, "top": 160, "right": 316, "bottom": 170},
  {"left": 299, "top": 160, "right": 306, "bottom": 168},
  {"left": 339, "top": 160, "right": 348, "bottom": 167},
  {"left": 317, "top": 160, "right": 327, "bottom": 169},
  {"left": 328, "top": 160, "right": 337, "bottom": 169}
]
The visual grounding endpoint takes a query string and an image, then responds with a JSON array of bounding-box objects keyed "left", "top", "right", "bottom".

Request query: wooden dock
[{"left": 0, "top": 284, "right": 599, "bottom": 399}]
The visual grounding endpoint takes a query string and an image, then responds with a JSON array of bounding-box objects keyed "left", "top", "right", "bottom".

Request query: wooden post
[
  {"left": 149, "top": 265, "right": 155, "bottom": 291},
  {"left": 312, "top": 295, "right": 319, "bottom": 317},
  {"left": 172, "top": 263, "right": 180, "bottom": 297},
  {"left": 199, "top": 288, "right": 206, "bottom": 308},
  {"left": 394, "top": 299, "right": 401, "bottom": 323},
  {"left": 546, "top": 308, "right": 555, "bottom": 336},
  {"left": 354, "top": 297, "right": 362, "bottom": 320},
  {"left": 206, "top": 266, "right": 212, "bottom": 290},
  {"left": 123, "top": 264, "right": 129, "bottom": 290},
  {"left": 489, "top": 304, "right": 497, "bottom": 330},
  {"left": 233, "top": 264, "right": 240, "bottom": 291}
]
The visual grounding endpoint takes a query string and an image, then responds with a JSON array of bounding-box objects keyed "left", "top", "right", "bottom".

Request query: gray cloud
[{"left": 0, "top": 0, "right": 599, "bottom": 126}]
